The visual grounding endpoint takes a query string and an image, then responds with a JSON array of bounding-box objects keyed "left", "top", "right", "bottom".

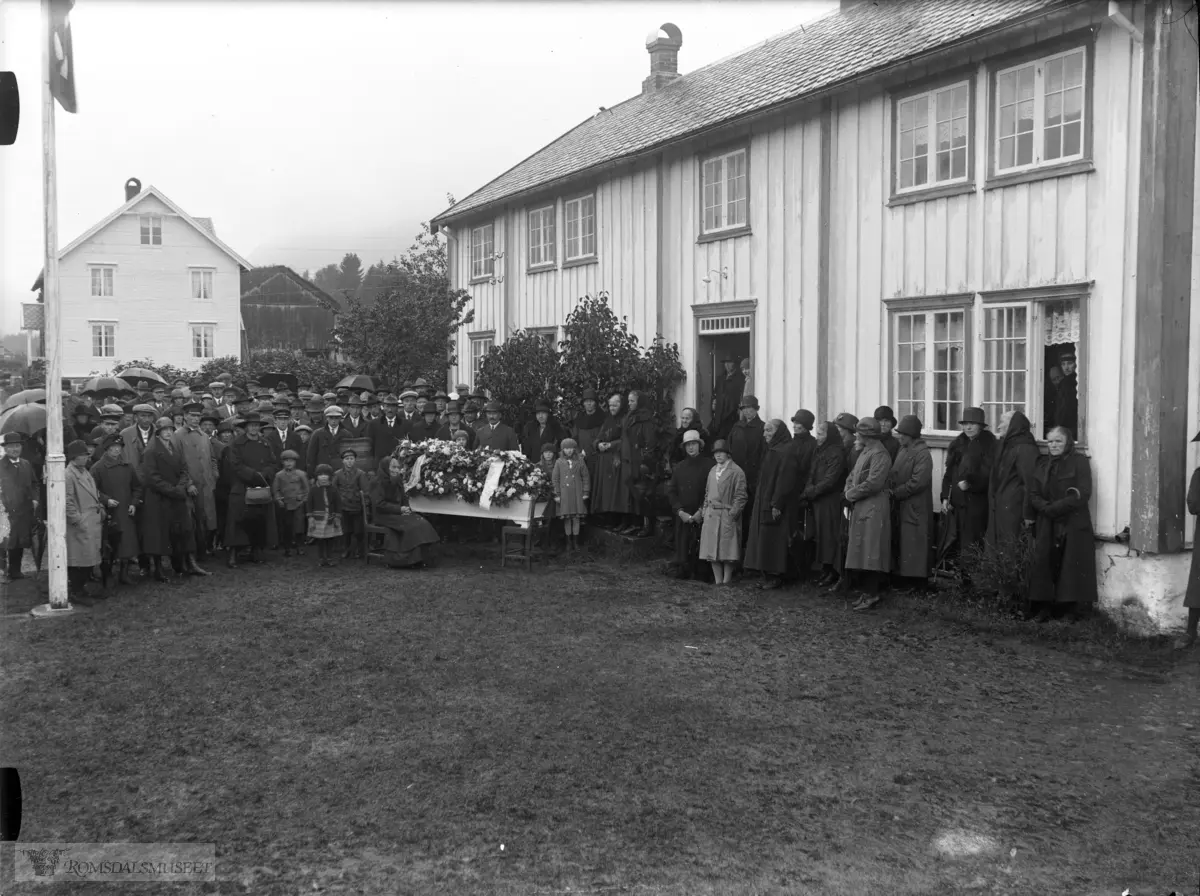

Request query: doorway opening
[{"left": 697, "top": 330, "right": 751, "bottom": 431}]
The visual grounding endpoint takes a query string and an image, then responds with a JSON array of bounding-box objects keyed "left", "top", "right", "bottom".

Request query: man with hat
[
  {"left": 245, "top": 379, "right": 261, "bottom": 395},
  {"left": 787, "top": 409, "right": 819, "bottom": 580},
  {"left": 436, "top": 401, "right": 476, "bottom": 449},
  {"left": 370, "top": 393, "right": 408, "bottom": 459},
  {"left": 666, "top": 428, "right": 716, "bottom": 580},
  {"left": 1054, "top": 348, "right": 1079, "bottom": 437},
  {"left": 873, "top": 405, "right": 900, "bottom": 462},
  {"left": 70, "top": 402, "right": 97, "bottom": 442},
  {"left": 888, "top": 414, "right": 934, "bottom": 591},
  {"left": 843, "top": 417, "right": 894, "bottom": 610},
  {"left": 304, "top": 398, "right": 324, "bottom": 426},
  {"left": 463, "top": 401, "right": 484, "bottom": 432},
  {"left": 0, "top": 432, "right": 37, "bottom": 582},
  {"left": 408, "top": 402, "right": 442, "bottom": 443},
  {"left": 147, "top": 384, "right": 169, "bottom": 418},
  {"left": 321, "top": 391, "right": 338, "bottom": 410},
  {"left": 172, "top": 401, "right": 219, "bottom": 562},
  {"left": 362, "top": 391, "right": 381, "bottom": 421},
  {"left": 88, "top": 404, "right": 126, "bottom": 467},
  {"left": 216, "top": 387, "right": 238, "bottom": 421},
  {"left": 265, "top": 406, "right": 300, "bottom": 457},
  {"left": 91, "top": 431, "right": 143, "bottom": 585},
  {"left": 141, "top": 416, "right": 207, "bottom": 581},
  {"left": 477, "top": 400, "right": 520, "bottom": 452},
  {"left": 397, "top": 390, "right": 420, "bottom": 427},
  {"left": 710, "top": 356, "right": 746, "bottom": 441},
  {"left": 307, "top": 405, "right": 347, "bottom": 477},
  {"left": 744, "top": 418, "right": 801, "bottom": 590},
  {"left": 728, "top": 395, "right": 766, "bottom": 554},
  {"left": 289, "top": 398, "right": 306, "bottom": 428},
  {"left": 169, "top": 388, "right": 187, "bottom": 416},
  {"left": 432, "top": 391, "right": 450, "bottom": 422},
  {"left": 199, "top": 409, "right": 220, "bottom": 438},
  {"left": 342, "top": 395, "right": 370, "bottom": 439},
  {"left": 940, "top": 407, "right": 996, "bottom": 564},
  {"left": 209, "top": 380, "right": 226, "bottom": 401}
]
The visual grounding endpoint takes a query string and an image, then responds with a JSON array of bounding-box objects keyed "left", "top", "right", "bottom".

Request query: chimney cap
[
  {"left": 124, "top": 177, "right": 142, "bottom": 202},
  {"left": 645, "top": 22, "right": 682, "bottom": 49}
]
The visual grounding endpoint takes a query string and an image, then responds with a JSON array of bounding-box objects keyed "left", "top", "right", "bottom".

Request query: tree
[
  {"left": 357, "top": 259, "right": 404, "bottom": 307},
  {"left": 334, "top": 231, "right": 474, "bottom": 392},
  {"left": 337, "top": 253, "right": 363, "bottom": 297},
  {"left": 476, "top": 330, "right": 560, "bottom": 428},
  {"left": 311, "top": 263, "right": 341, "bottom": 299}
]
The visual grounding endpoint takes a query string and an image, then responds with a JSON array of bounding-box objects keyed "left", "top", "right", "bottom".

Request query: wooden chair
[
  {"left": 500, "top": 500, "right": 543, "bottom": 570},
  {"left": 361, "top": 492, "right": 388, "bottom": 565}
]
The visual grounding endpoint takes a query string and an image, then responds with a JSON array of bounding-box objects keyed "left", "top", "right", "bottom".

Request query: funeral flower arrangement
[{"left": 390, "top": 439, "right": 552, "bottom": 507}]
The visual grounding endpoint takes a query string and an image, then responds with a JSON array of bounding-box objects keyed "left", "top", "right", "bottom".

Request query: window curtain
[{"left": 1043, "top": 300, "right": 1080, "bottom": 346}]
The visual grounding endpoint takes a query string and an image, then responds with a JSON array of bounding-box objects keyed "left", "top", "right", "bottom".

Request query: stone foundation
[{"left": 1095, "top": 541, "right": 1193, "bottom": 634}]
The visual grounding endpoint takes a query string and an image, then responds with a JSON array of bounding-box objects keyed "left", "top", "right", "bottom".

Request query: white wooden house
[
  {"left": 31, "top": 178, "right": 251, "bottom": 379},
  {"left": 431, "top": 0, "right": 1199, "bottom": 631}
]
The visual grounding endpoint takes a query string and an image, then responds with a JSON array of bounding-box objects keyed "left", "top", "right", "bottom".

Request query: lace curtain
[{"left": 1044, "top": 300, "right": 1080, "bottom": 346}]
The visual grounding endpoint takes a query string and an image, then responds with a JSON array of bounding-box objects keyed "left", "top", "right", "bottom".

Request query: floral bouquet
[{"left": 391, "top": 439, "right": 552, "bottom": 506}]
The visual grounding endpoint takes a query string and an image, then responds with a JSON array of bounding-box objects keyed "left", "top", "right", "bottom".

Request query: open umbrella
[
  {"left": 260, "top": 372, "right": 298, "bottom": 394},
  {"left": 80, "top": 376, "right": 134, "bottom": 400},
  {"left": 0, "top": 404, "right": 48, "bottom": 436},
  {"left": 1, "top": 389, "right": 49, "bottom": 412},
  {"left": 114, "top": 367, "right": 169, "bottom": 389},
  {"left": 335, "top": 374, "right": 379, "bottom": 392}
]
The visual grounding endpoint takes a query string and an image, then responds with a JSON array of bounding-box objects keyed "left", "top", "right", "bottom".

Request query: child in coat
[
  {"left": 307, "top": 464, "right": 343, "bottom": 567},
  {"left": 272, "top": 449, "right": 310, "bottom": 556},
  {"left": 333, "top": 448, "right": 369, "bottom": 559},
  {"left": 552, "top": 438, "right": 590, "bottom": 551}
]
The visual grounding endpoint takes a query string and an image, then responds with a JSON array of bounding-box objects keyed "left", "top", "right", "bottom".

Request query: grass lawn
[{"left": 1, "top": 542, "right": 1197, "bottom": 895}]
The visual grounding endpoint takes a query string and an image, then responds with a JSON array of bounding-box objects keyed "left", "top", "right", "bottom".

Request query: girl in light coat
[
  {"left": 65, "top": 439, "right": 107, "bottom": 599},
  {"left": 699, "top": 439, "right": 748, "bottom": 585},
  {"left": 552, "top": 439, "right": 590, "bottom": 551}
]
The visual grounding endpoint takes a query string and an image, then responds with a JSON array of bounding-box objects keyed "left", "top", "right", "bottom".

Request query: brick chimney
[
  {"left": 642, "top": 23, "right": 682, "bottom": 94},
  {"left": 124, "top": 177, "right": 141, "bottom": 202}
]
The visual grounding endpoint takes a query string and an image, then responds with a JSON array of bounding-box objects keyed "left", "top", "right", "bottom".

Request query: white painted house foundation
[{"left": 1095, "top": 542, "right": 1193, "bottom": 635}]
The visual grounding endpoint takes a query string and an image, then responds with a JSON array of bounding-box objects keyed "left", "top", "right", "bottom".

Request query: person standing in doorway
[
  {"left": 710, "top": 356, "right": 745, "bottom": 441},
  {"left": 1055, "top": 349, "right": 1079, "bottom": 438}
]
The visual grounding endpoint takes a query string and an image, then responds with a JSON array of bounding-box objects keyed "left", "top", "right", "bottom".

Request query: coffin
[{"left": 407, "top": 494, "right": 548, "bottom": 527}]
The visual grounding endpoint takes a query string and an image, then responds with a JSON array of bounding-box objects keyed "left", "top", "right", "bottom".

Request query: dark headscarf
[
  {"left": 766, "top": 419, "right": 792, "bottom": 450},
  {"left": 1001, "top": 410, "right": 1035, "bottom": 446},
  {"left": 573, "top": 394, "right": 606, "bottom": 431}
]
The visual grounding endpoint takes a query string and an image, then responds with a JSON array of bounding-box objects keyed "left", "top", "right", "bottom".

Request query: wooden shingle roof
[{"left": 431, "top": 0, "right": 1069, "bottom": 226}]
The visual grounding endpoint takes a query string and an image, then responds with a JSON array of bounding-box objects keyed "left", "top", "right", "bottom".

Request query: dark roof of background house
[
  {"left": 240, "top": 265, "right": 342, "bottom": 312},
  {"left": 432, "top": 0, "right": 1068, "bottom": 224}
]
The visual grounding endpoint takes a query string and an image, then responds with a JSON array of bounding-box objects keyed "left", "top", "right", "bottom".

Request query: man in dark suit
[
  {"left": 476, "top": 400, "right": 520, "bottom": 452},
  {"left": 265, "top": 407, "right": 300, "bottom": 457},
  {"left": 369, "top": 394, "right": 408, "bottom": 459},
  {"left": 0, "top": 432, "right": 38, "bottom": 582},
  {"left": 398, "top": 390, "right": 420, "bottom": 430},
  {"left": 342, "top": 396, "right": 370, "bottom": 438},
  {"left": 306, "top": 406, "right": 346, "bottom": 476}
]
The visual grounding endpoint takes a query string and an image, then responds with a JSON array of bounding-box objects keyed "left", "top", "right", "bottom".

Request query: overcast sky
[{"left": 0, "top": 0, "right": 834, "bottom": 334}]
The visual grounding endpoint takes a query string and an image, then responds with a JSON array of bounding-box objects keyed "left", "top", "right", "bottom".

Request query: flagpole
[{"left": 40, "top": 0, "right": 69, "bottom": 611}]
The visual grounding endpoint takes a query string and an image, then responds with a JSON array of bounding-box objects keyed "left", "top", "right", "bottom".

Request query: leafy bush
[
  {"left": 956, "top": 536, "right": 1037, "bottom": 615},
  {"left": 475, "top": 330, "right": 560, "bottom": 428}
]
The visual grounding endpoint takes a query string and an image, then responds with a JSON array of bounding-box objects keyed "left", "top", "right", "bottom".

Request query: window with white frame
[
  {"left": 139, "top": 215, "right": 162, "bottom": 245},
  {"left": 701, "top": 147, "right": 748, "bottom": 234},
  {"left": 89, "top": 265, "right": 114, "bottom": 297},
  {"left": 532, "top": 327, "right": 558, "bottom": 347},
  {"left": 470, "top": 335, "right": 494, "bottom": 388},
  {"left": 528, "top": 205, "right": 556, "bottom": 268},
  {"left": 91, "top": 322, "right": 116, "bottom": 358},
  {"left": 564, "top": 194, "right": 596, "bottom": 261},
  {"left": 470, "top": 223, "right": 494, "bottom": 280},
  {"left": 981, "top": 304, "right": 1028, "bottom": 426},
  {"left": 190, "top": 268, "right": 214, "bottom": 300},
  {"left": 191, "top": 324, "right": 215, "bottom": 359},
  {"left": 892, "top": 308, "right": 966, "bottom": 432},
  {"left": 896, "top": 81, "right": 970, "bottom": 191},
  {"left": 994, "top": 47, "right": 1086, "bottom": 174}
]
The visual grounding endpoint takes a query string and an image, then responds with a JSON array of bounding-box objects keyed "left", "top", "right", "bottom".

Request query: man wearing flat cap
[
  {"left": 172, "top": 401, "right": 219, "bottom": 559},
  {"left": 308, "top": 405, "right": 347, "bottom": 477},
  {"left": 369, "top": 394, "right": 408, "bottom": 460},
  {"left": 0, "top": 432, "right": 37, "bottom": 582},
  {"left": 477, "top": 400, "right": 520, "bottom": 452},
  {"left": 88, "top": 404, "right": 125, "bottom": 468},
  {"left": 710, "top": 356, "right": 746, "bottom": 441},
  {"left": 265, "top": 407, "right": 301, "bottom": 457}
]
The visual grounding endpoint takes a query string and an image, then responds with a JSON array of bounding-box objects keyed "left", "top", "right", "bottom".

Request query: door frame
[{"left": 692, "top": 299, "right": 757, "bottom": 411}]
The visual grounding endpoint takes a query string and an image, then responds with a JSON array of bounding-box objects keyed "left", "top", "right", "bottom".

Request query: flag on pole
[{"left": 47, "top": 0, "right": 76, "bottom": 113}]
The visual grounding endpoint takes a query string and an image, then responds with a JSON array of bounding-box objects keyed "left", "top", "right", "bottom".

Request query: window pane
[
  {"left": 1064, "top": 50, "right": 1084, "bottom": 87},
  {"left": 1045, "top": 127, "right": 1062, "bottom": 160},
  {"left": 914, "top": 156, "right": 928, "bottom": 186},
  {"left": 1063, "top": 121, "right": 1081, "bottom": 157},
  {"left": 1018, "top": 65, "right": 1035, "bottom": 99},
  {"left": 1046, "top": 57, "right": 1063, "bottom": 92},
  {"left": 951, "top": 148, "right": 967, "bottom": 178},
  {"left": 1046, "top": 92, "right": 1062, "bottom": 127},
  {"left": 1017, "top": 133, "right": 1033, "bottom": 166},
  {"left": 1064, "top": 86, "right": 1083, "bottom": 122},
  {"left": 998, "top": 72, "right": 1015, "bottom": 105},
  {"left": 936, "top": 151, "right": 950, "bottom": 182},
  {"left": 899, "top": 97, "right": 914, "bottom": 130}
]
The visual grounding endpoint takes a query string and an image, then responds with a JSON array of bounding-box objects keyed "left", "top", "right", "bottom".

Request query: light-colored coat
[
  {"left": 699, "top": 461, "right": 748, "bottom": 562},
  {"left": 552, "top": 455, "right": 590, "bottom": 517},
  {"left": 844, "top": 439, "right": 892, "bottom": 573},
  {"left": 172, "top": 425, "right": 217, "bottom": 532},
  {"left": 888, "top": 438, "right": 933, "bottom": 577},
  {"left": 65, "top": 462, "right": 104, "bottom": 567}
]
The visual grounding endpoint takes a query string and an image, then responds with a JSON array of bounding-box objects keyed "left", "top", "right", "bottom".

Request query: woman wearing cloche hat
[
  {"left": 940, "top": 407, "right": 997, "bottom": 573},
  {"left": 666, "top": 428, "right": 714, "bottom": 580},
  {"left": 886, "top": 414, "right": 934, "bottom": 590},
  {"left": 840, "top": 418, "right": 893, "bottom": 609},
  {"left": 698, "top": 438, "right": 748, "bottom": 585},
  {"left": 64, "top": 439, "right": 107, "bottom": 599}
]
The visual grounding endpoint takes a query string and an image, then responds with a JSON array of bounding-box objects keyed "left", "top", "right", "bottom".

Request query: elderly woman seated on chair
[{"left": 368, "top": 456, "right": 440, "bottom": 568}]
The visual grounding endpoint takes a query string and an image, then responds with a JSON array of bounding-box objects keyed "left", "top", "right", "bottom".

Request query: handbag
[{"left": 244, "top": 486, "right": 273, "bottom": 506}]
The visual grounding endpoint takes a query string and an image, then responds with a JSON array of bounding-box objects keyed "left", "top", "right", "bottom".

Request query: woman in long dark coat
[
  {"left": 591, "top": 393, "right": 628, "bottom": 526},
  {"left": 520, "top": 401, "right": 568, "bottom": 463},
  {"left": 986, "top": 410, "right": 1039, "bottom": 552},
  {"left": 141, "top": 417, "right": 200, "bottom": 582},
  {"left": 887, "top": 415, "right": 933, "bottom": 588},
  {"left": 802, "top": 421, "right": 849, "bottom": 587},
  {"left": 743, "top": 420, "right": 798, "bottom": 590},
  {"left": 844, "top": 418, "right": 893, "bottom": 609},
  {"left": 571, "top": 390, "right": 606, "bottom": 487},
  {"left": 224, "top": 412, "right": 280, "bottom": 567},
  {"left": 665, "top": 430, "right": 715, "bottom": 580},
  {"left": 370, "top": 456, "right": 439, "bottom": 568},
  {"left": 620, "top": 390, "right": 659, "bottom": 538},
  {"left": 1177, "top": 428, "right": 1200, "bottom": 649},
  {"left": 667, "top": 407, "right": 710, "bottom": 466},
  {"left": 1027, "top": 426, "right": 1097, "bottom": 620},
  {"left": 940, "top": 407, "right": 997, "bottom": 559}
]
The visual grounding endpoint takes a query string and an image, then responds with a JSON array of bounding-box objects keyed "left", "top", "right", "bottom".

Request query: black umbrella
[
  {"left": 0, "top": 404, "right": 48, "bottom": 436},
  {"left": 115, "top": 367, "right": 169, "bottom": 388},
  {"left": 335, "top": 374, "right": 379, "bottom": 392},
  {"left": 933, "top": 507, "right": 958, "bottom": 579},
  {"left": 1, "top": 389, "right": 50, "bottom": 412},
  {"left": 261, "top": 372, "right": 298, "bottom": 394},
  {"left": 81, "top": 376, "right": 135, "bottom": 400}
]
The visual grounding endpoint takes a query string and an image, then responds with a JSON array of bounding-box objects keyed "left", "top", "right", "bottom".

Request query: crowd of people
[{"left": 1, "top": 365, "right": 1197, "bottom": 644}]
